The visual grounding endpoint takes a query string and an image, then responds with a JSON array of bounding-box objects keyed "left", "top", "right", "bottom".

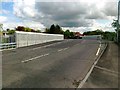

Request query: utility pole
[{"left": 117, "top": 0, "right": 120, "bottom": 43}]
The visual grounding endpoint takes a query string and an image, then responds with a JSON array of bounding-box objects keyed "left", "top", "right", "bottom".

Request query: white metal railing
[{"left": 0, "top": 43, "right": 16, "bottom": 49}]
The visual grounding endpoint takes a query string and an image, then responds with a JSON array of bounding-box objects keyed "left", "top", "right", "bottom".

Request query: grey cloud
[
  {"left": 14, "top": 1, "right": 117, "bottom": 28},
  {"left": 102, "top": 2, "right": 117, "bottom": 16},
  {"left": 58, "top": 18, "right": 93, "bottom": 27},
  {"left": 34, "top": 2, "right": 91, "bottom": 27}
]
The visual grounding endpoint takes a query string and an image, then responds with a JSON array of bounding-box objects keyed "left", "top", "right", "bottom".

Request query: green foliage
[
  {"left": 50, "top": 24, "right": 55, "bottom": 34},
  {"left": 83, "top": 29, "right": 116, "bottom": 41},
  {"left": 15, "top": 26, "right": 41, "bottom": 33},
  {"left": 45, "top": 28, "right": 50, "bottom": 33},
  {"left": 111, "top": 20, "right": 118, "bottom": 29},
  {"left": 7, "top": 29, "right": 15, "bottom": 35},
  {"left": 83, "top": 29, "right": 104, "bottom": 35},
  {"left": 64, "top": 30, "right": 70, "bottom": 38},
  {"left": 111, "top": 19, "right": 120, "bottom": 32},
  {"left": 15, "top": 26, "right": 25, "bottom": 31},
  {"left": 25, "top": 27, "right": 32, "bottom": 32},
  {"left": 103, "top": 31, "right": 116, "bottom": 41},
  {"left": 70, "top": 32, "right": 75, "bottom": 38},
  {"left": 64, "top": 30, "right": 75, "bottom": 39},
  {"left": 36, "top": 30, "right": 41, "bottom": 33},
  {"left": 111, "top": 19, "right": 120, "bottom": 42},
  {"left": 46, "top": 24, "right": 63, "bottom": 34}
]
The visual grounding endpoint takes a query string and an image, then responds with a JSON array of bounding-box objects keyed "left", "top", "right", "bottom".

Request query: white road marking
[
  {"left": 30, "top": 42, "right": 62, "bottom": 51},
  {"left": 95, "top": 66, "right": 118, "bottom": 74},
  {"left": 99, "top": 43, "right": 101, "bottom": 47},
  {"left": 96, "top": 43, "right": 101, "bottom": 56},
  {"left": 78, "top": 43, "right": 108, "bottom": 88},
  {"left": 58, "top": 49, "right": 63, "bottom": 52},
  {"left": 29, "top": 40, "right": 73, "bottom": 51},
  {"left": 63, "top": 47, "right": 69, "bottom": 50},
  {"left": 96, "top": 47, "right": 100, "bottom": 56},
  {"left": 58, "top": 47, "right": 69, "bottom": 52},
  {"left": 21, "top": 53, "right": 49, "bottom": 63}
]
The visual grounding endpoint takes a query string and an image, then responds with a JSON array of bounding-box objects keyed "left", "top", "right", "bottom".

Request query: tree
[
  {"left": 55, "top": 24, "right": 61, "bottom": 34},
  {"left": 70, "top": 32, "right": 75, "bottom": 38},
  {"left": 7, "top": 29, "right": 15, "bottom": 35},
  {"left": 50, "top": 24, "right": 56, "bottom": 34},
  {"left": 64, "top": 30, "right": 71, "bottom": 38},
  {"left": 111, "top": 19, "right": 119, "bottom": 31},
  {"left": 47, "top": 24, "right": 63, "bottom": 34},
  {"left": 45, "top": 28, "right": 50, "bottom": 33},
  {"left": 36, "top": 30, "right": 41, "bottom": 33},
  {"left": 103, "top": 31, "right": 116, "bottom": 41},
  {"left": 25, "top": 27, "right": 32, "bottom": 32},
  {"left": 111, "top": 19, "right": 120, "bottom": 42},
  {"left": 83, "top": 29, "right": 104, "bottom": 35},
  {"left": 15, "top": 26, "right": 25, "bottom": 31}
]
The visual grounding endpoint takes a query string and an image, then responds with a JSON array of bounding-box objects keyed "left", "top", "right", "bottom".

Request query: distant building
[
  {"left": 75, "top": 32, "right": 83, "bottom": 37},
  {"left": 74, "top": 32, "right": 83, "bottom": 39}
]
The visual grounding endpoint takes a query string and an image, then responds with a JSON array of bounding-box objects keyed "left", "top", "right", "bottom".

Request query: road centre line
[
  {"left": 29, "top": 40, "right": 73, "bottom": 51},
  {"left": 29, "top": 42, "right": 62, "bottom": 51},
  {"left": 21, "top": 53, "right": 49, "bottom": 63},
  {"left": 58, "top": 47, "right": 69, "bottom": 52}
]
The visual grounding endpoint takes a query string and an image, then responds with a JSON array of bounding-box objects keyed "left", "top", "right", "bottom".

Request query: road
[
  {"left": 2, "top": 39, "right": 102, "bottom": 88},
  {"left": 83, "top": 41, "right": 119, "bottom": 88}
]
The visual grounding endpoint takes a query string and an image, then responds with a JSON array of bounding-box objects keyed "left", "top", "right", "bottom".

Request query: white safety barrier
[{"left": 15, "top": 31, "right": 64, "bottom": 48}]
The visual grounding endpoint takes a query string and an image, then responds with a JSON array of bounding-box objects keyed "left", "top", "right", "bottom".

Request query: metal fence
[{"left": 0, "top": 34, "right": 16, "bottom": 49}]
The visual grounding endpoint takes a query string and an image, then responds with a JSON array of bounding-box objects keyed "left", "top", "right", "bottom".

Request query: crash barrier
[{"left": 16, "top": 31, "right": 64, "bottom": 48}]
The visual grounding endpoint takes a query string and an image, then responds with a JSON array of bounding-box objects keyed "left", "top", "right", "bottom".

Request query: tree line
[
  {"left": 83, "top": 29, "right": 116, "bottom": 41},
  {"left": 1, "top": 19, "right": 118, "bottom": 41}
]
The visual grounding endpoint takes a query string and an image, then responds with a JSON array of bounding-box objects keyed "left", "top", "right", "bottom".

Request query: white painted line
[
  {"left": 96, "top": 47, "right": 100, "bottom": 56},
  {"left": 58, "top": 47, "right": 69, "bottom": 52},
  {"left": 95, "top": 66, "right": 118, "bottom": 74},
  {"left": 43, "top": 53, "right": 49, "bottom": 56},
  {"left": 63, "top": 47, "right": 69, "bottom": 50},
  {"left": 21, "top": 53, "right": 49, "bottom": 63},
  {"left": 30, "top": 42, "right": 62, "bottom": 51},
  {"left": 58, "top": 49, "right": 63, "bottom": 52},
  {"left": 78, "top": 43, "right": 108, "bottom": 88},
  {"left": 99, "top": 43, "right": 101, "bottom": 47}
]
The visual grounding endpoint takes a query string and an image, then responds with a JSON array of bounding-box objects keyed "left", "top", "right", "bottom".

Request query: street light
[{"left": 117, "top": 0, "right": 120, "bottom": 43}]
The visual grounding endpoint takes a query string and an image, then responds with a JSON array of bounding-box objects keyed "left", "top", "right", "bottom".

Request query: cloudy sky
[{"left": 0, "top": 0, "right": 118, "bottom": 33}]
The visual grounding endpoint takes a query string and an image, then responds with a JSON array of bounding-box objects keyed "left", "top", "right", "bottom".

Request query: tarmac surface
[
  {"left": 83, "top": 41, "right": 119, "bottom": 88},
  {"left": 2, "top": 39, "right": 103, "bottom": 88}
]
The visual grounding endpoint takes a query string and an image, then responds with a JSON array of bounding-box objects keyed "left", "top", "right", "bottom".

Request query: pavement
[
  {"left": 82, "top": 41, "right": 119, "bottom": 88},
  {"left": 2, "top": 39, "right": 104, "bottom": 88}
]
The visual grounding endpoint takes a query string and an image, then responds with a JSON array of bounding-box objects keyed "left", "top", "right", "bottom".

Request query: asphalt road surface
[{"left": 2, "top": 39, "right": 102, "bottom": 88}]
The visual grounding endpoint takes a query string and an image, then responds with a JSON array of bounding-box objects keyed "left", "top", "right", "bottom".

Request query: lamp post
[{"left": 117, "top": 0, "right": 120, "bottom": 43}]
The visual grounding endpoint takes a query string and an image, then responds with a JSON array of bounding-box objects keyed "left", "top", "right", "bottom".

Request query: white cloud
[
  {"left": 2, "top": 21, "right": 46, "bottom": 31},
  {"left": 13, "top": 0, "right": 37, "bottom": 18},
  {"left": 0, "top": 16, "right": 7, "bottom": 23},
  {"left": 3, "top": 22, "right": 24, "bottom": 30},
  {"left": 2, "top": 0, "right": 116, "bottom": 33},
  {"left": 1, "top": 10, "right": 10, "bottom": 14}
]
